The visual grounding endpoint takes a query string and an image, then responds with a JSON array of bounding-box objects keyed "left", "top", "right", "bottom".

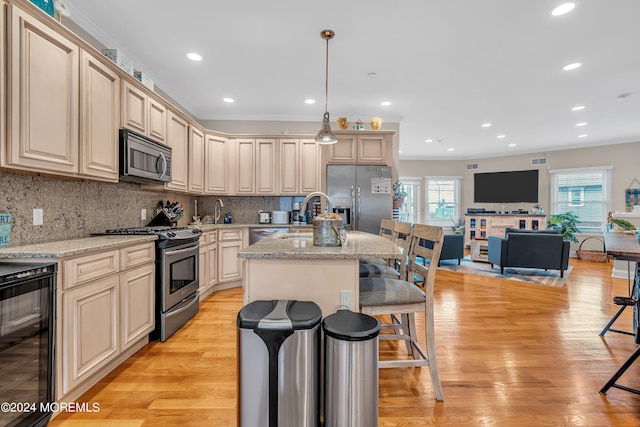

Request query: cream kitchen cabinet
[
  {"left": 5, "top": 4, "right": 79, "bottom": 175},
  {"left": 188, "top": 126, "right": 205, "bottom": 193},
  {"left": 325, "top": 131, "right": 392, "bottom": 165},
  {"left": 199, "top": 230, "right": 218, "bottom": 300},
  {"left": 217, "top": 227, "right": 244, "bottom": 285},
  {"left": 234, "top": 138, "right": 277, "bottom": 195},
  {"left": 205, "top": 134, "right": 229, "bottom": 194},
  {"left": 58, "top": 242, "right": 155, "bottom": 400},
  {"left": 279, "top": 138, "right": 320, "bottom": 195},
  {"left": 165, "top": 110, "right": 189, "bottom": 192},
  {"left": 121, "top": 80, "right": 167, "bottom": 144},
  {"left": 79, "top": 49, "right": 120, "bottom": 182}
]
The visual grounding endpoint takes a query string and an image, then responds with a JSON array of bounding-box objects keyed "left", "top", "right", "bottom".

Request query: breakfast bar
[{"left": 238, "top": 230, "right": 401, "bottom": 316}]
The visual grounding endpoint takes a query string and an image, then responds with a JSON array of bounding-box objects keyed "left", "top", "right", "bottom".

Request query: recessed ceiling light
[
  {"left": 447, "top": 148, "right": 454, "bottom": 152},
  {"left": 481, "top": 123, "right": 492, "bottom": 128},
  {"left": 305, "top": 99, "right": 316, "bottom": 104},
  {"left": 563, "top": 62, "right": 581, "bottom": 71},
  {"left": 576, "top": 122, "right": 587, "bottom": 127},
  {"left": 497, "top": 134, "right": 506, "bottom": 139},
  {"left": 381, "top": 101, "right": 391, "bottom": 106},
  {"left": 187, "top": 53, "right": 203, "bottom": 61},
  {"left": 571, "top": 105, "right": 585, "bottom": 111},
  {"left": 425, "top": 139, "right": 433, "bottom": 143},
  {"left": 368, "top": 72, "right": 377, "bottom": 78},
  {"left": 223, "top": 98, "right": 234, "bottom": 103},
  {"left": 578, "top": 134, "right": 588, "bottom": 138},
  {"left": 551, "top": 3, "right": 575, "bottom": 16},
  {"left": 508, "top": 143, "right": 516, "bottom": 147}
]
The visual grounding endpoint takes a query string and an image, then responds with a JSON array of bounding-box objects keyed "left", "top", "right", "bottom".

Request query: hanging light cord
[{"left": 324, "top": 35, "right": 330, "bottom": 114}]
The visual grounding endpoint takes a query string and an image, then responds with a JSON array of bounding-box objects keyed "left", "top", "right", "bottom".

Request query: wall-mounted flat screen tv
[{"left": 474, "top": 169, "right": 539, "bottom": 203}]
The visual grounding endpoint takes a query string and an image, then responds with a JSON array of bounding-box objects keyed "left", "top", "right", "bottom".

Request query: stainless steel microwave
[{"left": 119, "top": 129, "right": 172, "bottom": 184}]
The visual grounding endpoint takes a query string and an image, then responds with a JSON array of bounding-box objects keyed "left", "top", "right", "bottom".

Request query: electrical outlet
[
  {"left": 33, "top": 209, "right": 43, "bottom": 226},
  {"left": 340, "top": 290, "right": 353, "bottom": 310},
  {"left": 141, "top": 209, "right": 147, "bottom": 220}
]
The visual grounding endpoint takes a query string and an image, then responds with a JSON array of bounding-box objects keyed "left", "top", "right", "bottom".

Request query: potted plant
[
  {"left": 393, "top": 181, "right": 407, "bottom": 209},
  {"left": 547, "top": 212, "right": 581, "bottom": 243}
]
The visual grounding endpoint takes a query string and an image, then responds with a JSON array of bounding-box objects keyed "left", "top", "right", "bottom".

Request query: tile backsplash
[{"left": 1, "top": 171, "right": 312, "bottom": 246}]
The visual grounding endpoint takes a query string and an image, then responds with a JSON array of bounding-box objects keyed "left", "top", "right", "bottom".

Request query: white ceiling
[{"left": 64, "top": 0, "right": 640, "bottom": 160}]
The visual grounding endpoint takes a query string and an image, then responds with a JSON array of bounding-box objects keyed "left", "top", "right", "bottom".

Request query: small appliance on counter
[
  {"left": 258, "top": 210, "right": 271, "bottom": 224},
  {"left": 271, "top": 210, "right": 289, "bottom": 224},
  {"left": 291, "top": 202, "right": 302, "bottom": 225}
]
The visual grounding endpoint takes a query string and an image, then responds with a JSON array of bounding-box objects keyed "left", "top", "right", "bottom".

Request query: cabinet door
[
  {"left": 255, "top": 138, "right": 277, "bottom": 195},
  {"left": 236, "top": 139, "right": 255, "bottom": 194},
  {"left": 165, "top": 111, "right": 189, "bottom": 192},
  {"left": 188, "top": 126, "right": 205, "bottom": 193},
  {"left": 300, "top": 139, "right": 320, "bottom": 193},
  {"left": 279, "top": 139, "right": 299, "bottom": 194},
  {"left": 120, "top": 263, "right": 155, "bottom": 350},
  {"left": 7, "top": 5, "right": 79, "bottom": 174},
  {"left": 207, "top": 243, "right": 218, "bottom": 289},
  {"left": 79, "top": 50, "right": 120, "bottom": 182},
  {"left": 327, "top": 135, "right": 357, "bottom": 163},
  {"left": 218, "top": 240, "right": 242, "bottom": 284},
  {"left": 62, "top": 275, "right": 119, "bottom": 394},
  {"left": 357, "top": 135, "right": 386, "bottom": 164},
  {"left": 122, "top": 80, "right": 147, "bottom": 135},
  {"left": 205, "top": 134, "right": 228, "bottom": 194},
  {"left": 148, "top": 98, "right": 167, "bottom": 144}
]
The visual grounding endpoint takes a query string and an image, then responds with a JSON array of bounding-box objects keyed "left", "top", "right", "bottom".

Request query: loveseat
[{"left": 487, "top": 228, "right": 570, "bottom": 277}]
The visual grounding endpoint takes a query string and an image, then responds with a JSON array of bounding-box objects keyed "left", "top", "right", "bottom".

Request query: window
[
  {"left": 424, "top": 176, "right": 462, "bottom": 226},
  {"left": 549, "top": 167, "right": 612, "bottom": 231},
  {"left": 397, "top": 178, "right": 421, "bottom": 223}
]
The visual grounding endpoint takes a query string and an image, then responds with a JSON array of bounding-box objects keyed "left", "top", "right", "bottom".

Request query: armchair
[{"left": 488, "top": 229, "right": 570, "bottom": 277}]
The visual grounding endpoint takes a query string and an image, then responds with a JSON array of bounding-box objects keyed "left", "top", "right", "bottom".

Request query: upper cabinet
[
  {"left": 188, "top": 126, "right": 205, "bottom": 194},
  {"left": 165, "top": 111, "right": 189, "bottom": 192},
  {"left": 79, "top": 50, "right": 120, "bottom": 182},
  {"left": 205, "top": 133, "right": 229, "bottom": 195},
  {"left": 325, "top": 131, "right": 392, "bottom": 165},
  {"left": 5, "top": 4, "right": 79, "bottom": 175},
  {"left": 279, "top": 138, "right": 320, "bottom": 195},
  {"left": 255, "top": 138, "right": 277, "bottom": 195},
  {"left": 121, "top": 81, "right": 166, "bottom": 144}
]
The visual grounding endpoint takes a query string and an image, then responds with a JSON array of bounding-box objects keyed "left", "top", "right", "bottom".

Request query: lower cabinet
[
  {"left": 199, "top": 230, "right": 218, "bottom": 301},
  {"left": 218, "top": 228, "right": 244, "bottom": 285},
  {"left": 58, "top": 242, "right": 155, "bottom": 400}
]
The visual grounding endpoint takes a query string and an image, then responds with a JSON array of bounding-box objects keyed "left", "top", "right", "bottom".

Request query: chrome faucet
[
  {"left": 214, "top": 199, "right": 224, "bottom": 224},
  {"left": 300, "top": 192, "right": 333, "bottom": 220}
]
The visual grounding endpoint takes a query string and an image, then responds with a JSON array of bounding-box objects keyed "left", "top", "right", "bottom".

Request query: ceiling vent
[
  {"left": 531, "top": 157, "right": 547, "bottom": 166},
  {"left": 466, "top": 163, "right": 479, "bottom": 170}
]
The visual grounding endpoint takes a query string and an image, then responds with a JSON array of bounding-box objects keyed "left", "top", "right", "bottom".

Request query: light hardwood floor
[{"left": 49, "top": 258, "right": 640, "bottom": 426}]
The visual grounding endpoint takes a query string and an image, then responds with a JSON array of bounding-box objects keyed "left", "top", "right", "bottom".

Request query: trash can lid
[
  {"left": 237, "top": 300, "right": 322, "bottom": 331},
  {"left": 322, "top": 310, "right": 381, "bottom": 341}
]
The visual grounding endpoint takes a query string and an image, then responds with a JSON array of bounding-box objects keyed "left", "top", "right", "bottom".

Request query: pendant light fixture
[{"left": 315, "top": 29, "right": 338, "bottom": 145}]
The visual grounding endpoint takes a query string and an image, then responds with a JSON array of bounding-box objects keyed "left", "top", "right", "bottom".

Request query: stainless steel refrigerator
[{"left": 326, "top": 165, "right": 393, "bottom": 234}]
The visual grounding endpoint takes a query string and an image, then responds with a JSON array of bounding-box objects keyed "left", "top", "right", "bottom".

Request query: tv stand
[{"left": 465, "top": 213, "right": 547, "bottom": 248}]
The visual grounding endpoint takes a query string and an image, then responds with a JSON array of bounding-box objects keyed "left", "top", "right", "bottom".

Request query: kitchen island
[{"left": 238, "top": 230, "right": 401, "bottom": 316}]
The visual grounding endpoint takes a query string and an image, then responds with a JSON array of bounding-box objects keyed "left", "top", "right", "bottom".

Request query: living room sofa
[{"left": 487, "top": 228, "right": 570, "bottom": 277}]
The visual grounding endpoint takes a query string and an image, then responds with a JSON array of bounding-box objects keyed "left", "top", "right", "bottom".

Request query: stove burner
[{"left": 106, "top": 226, "right": 188, "bottom": 235}]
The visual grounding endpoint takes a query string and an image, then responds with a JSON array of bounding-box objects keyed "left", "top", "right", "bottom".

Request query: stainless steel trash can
[
  {"left": 237, "top": 300, "right": 322, "bottom": 427},
  {"left": 323, "top": 310, "right": 381, "bottom": 427}
]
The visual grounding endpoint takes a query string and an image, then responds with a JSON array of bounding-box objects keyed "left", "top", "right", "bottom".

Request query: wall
[{"left": 400, "top": 141, "right": 640, "bottom": 216}]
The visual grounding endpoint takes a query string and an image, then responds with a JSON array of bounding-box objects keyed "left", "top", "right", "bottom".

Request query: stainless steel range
[{"left": 105, "top": 225, "right": 202, "bottom": 341}]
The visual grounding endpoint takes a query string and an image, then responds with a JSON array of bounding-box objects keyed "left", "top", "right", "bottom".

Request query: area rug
[{"left": 437, "top": 256, "right": 572, "bottom": 288}]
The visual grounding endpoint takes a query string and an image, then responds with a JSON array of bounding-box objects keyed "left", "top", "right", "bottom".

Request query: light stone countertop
[
  {"left": 238, "top": 230, "right": 401, "bottom": 260},
  {"left": 0, "top": 235, "right": 158, "bottom": 259}
]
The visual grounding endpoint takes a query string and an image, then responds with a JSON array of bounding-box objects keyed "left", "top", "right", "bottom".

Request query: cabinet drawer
[
  {"left": 218, "top": 229, "right": 242, "bottom": 241},
  {"left": 491, "top": 217, "right": 517, "bottom": 226},
  {"left": 63, "top": 250, "right": 119, "bottom": 290},
  {"left": 120, "top": 243, "right": 155, "bottom": 270},
  {"left": 207, "top": 231, "right": 218, "bottom": 244}
]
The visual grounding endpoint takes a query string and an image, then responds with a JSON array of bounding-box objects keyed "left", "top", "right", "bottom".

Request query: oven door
[{"left": 161, "top": 240, "right": 199, "bottom": 312}]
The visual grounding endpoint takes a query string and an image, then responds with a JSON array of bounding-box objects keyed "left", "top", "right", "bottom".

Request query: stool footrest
[{"left": 613, "top": 296, "right": 636, "bottom": 306}]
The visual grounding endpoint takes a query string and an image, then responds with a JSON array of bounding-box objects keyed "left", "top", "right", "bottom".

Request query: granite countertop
[
  {"left": 238, "top": 230, "right": 401, "bottom": 260},
  {"left": 192, "top": 223, "right": 313, "bottom": 231},
  {"left": 0, "top": 235, "right": 158, "bottom": 259}
]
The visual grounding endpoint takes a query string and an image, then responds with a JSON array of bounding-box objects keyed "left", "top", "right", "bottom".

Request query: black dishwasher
[{"left": 0, "top": 262, "right": 56, "bottom": 427}]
